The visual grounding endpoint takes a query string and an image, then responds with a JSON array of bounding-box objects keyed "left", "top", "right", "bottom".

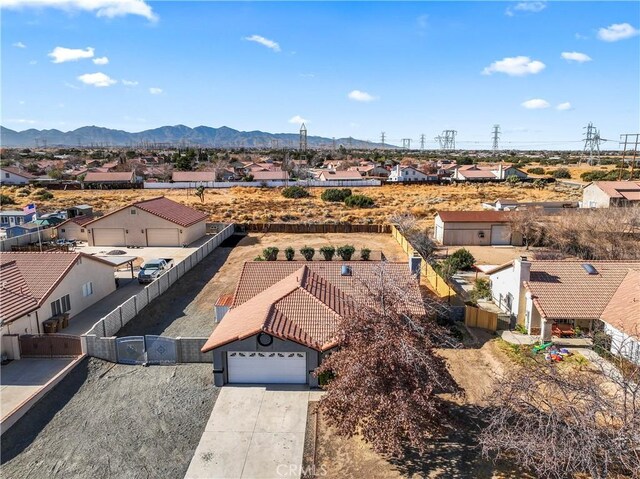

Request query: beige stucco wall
[
  {"left": 87, "top": 206, "right": 205, "bottom": 246},
  {"left": 57, "top": 222, "right": 89, "bottom": 241},
  {"left": 441, "top": 221, "right": 495, "bottom": 246},
  {"left": 582, "top": 184, "right": 611, "bottom": 208}
]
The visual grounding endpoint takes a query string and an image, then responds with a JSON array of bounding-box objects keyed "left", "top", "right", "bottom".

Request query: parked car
[{"left": 137, "top": 258, "right": 174, "bottom": 284}]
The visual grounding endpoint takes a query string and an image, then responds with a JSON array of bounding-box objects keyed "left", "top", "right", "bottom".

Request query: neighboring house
[
  {"left": 85, "top": 196, "right": 208, "bottom": 247},
  {"left": 2, "top": 222, "right": 44, "bottom": 239},
  {"left": 0, "top": 251, "right": 116, "bottom": 357},
  {"left": 318, "top": 170, "right": 363, "bottom": 181},
  {"left": 0, "top": 166, "right": 37, "bottom": 185},
  {"left": 434, "top": 210, "right": 520, "bottom": 246},
  {"left": 171, "top": 171, "right": 215, "bottom": 183},
  {"left": 486, "top": 259, "right": 640, "bottom": 363},
  {"left": 451, "top": 164, "right": 527, "bottom": 182},
  {"left": 348, "top": 165, "right": 389, "bottom": 178},
  {"left": 201, "top": 261, "right": 425, "bottom": 386},
  {"left": 0, "top": 210, "right": 35, "bottom": 228},
  {"left": 83, "top": 171, "right": 137, "bottom": 185},
  {"left": 581, "top": 181, "right": 640, "bottom": 208},
  {"left": 252, "top": 171, "right": 290, "bottom": 182},
  {"left": 388, "top": 165, "right": 437, "bottom": 182},
  {"left": 56, "top": 216, "right": 94, "bottom": 242},
  {"left": 66, "top": 204, "right": 93, "bottom": 218},
  {"left": 482, "top": 198, "right": 579, "bottom": 212}
]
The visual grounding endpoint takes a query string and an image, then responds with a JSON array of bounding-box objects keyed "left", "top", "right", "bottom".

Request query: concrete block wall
[
  {"left": 177, "top": 338, "right": 213, "bottom": 363},
  {"left": 85, "top": 335, "right": 118, "bottom": 362}
]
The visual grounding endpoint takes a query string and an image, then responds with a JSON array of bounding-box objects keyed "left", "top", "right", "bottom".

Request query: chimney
[
  {"left": 516, "top": 256, "right": 531, "bottom": 284},
  {"left": 498, "top": 163, "right": 504, "bottom": 180},
  {"left": 409, "top": 251, "right": 422, "bottom": 276}
]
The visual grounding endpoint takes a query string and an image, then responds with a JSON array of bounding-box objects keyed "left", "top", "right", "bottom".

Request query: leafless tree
[
  {"left": 390, "top": 213, "right": 437, "bottom": 261},
  {"left": 510, "top": 208, "right": 546, "bottom": 250}
]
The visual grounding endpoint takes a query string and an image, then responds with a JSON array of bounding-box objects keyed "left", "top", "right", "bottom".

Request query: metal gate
[
  {"left": 19, "top": 334, "right": 82, "bottom": 358},
  {"left": 116, "top": 336, "right": 146, "bottom": 365},
  {"left": 145, "top": 335, "right": 177, "bottom": 364}
]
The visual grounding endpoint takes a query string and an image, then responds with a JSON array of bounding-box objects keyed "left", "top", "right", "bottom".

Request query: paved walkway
[
  {"left": 185, "top": 386, "right": 311, "bottom": 479},
  {"left": 500, "top": 330, "right": 593, "bottom": 348}
]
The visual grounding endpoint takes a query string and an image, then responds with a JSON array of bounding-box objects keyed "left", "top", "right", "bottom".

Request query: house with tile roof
[
  {"left": 56, "top": 215, "right": 95, "bottom": 242},
  {"left": 434, "top": 210, "right": 522, "bottom": 246},
  {"left": 0, "top": 252, "right": 116, "bottom": 358},
  {"left": 201, "top": 261, "right": 425, "bottom": 386},
  {"left": 317, "top": 170, "right": 363, "bottom": 181},
  {"left": 451, "top": 164, "right": 527, "bottom": 182},
  {"left": 0, "top": 166, "right": 37, "bottom": 185},
  {"left": 582, "top": 181, "right": 640, "bottom": 208},
  {"left": 84, "top": 196, "right": 208, "bottom": 247},
  {"left": 486, "top": 258, "right": 640, "bottom": 363},
  {"left": 83, "top": 171, "right": 138, "bottom": 186},
  {"left": 388, "top": 165, "right": 438, "bottom": 182}
]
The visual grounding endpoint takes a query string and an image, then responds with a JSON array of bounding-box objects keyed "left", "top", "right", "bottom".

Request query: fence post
[
  {"left": 134, "top": 296, "right": 138, "bottom": 315},
  {"left": 102, "top": 319, "right": 106, "bottom": 338},
  {"left": 119, "top": 307, "right": 123, "bottom": 329}
]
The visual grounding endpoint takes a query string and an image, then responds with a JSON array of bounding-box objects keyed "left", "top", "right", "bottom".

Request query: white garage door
[
  {"left": 227, "top": 351, "right": 307, "bottom": 384},
  {"left": 147, "top": 228, "right": 180, "bottom": 247},
  {"left": 92, "top": 228, "right": 126, "bottom": 246},
  {"left": 491, "top": 225, "right": 511, "bottom": 245}
]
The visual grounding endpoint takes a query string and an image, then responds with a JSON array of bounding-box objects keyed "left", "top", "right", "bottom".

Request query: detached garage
[
  {"left": 434, "top": 210, "right": 521, "bottom": 246},
  {"left": 85, "top": 196, "right": 208, "bottom": 247}
]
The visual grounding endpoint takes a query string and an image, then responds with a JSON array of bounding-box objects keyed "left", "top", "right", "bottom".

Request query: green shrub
[
  {"left": 282, "top": 186, "right": 310, "bottom": 198},
  {"left": 360, "top": 248, "right": 371, "bottom": 261},
  {"left": 300, "top": 245, "right": 315, "bottom": 261},
  {"left": 527, "top": 167, "right": 545, "bottom": 175},
  {"left": 449, "top": 248, "right": 475, "bottom": 270},
  {"left": 515, "top": 323, "right": 528, "bottom": 334},
  {"left": 262, "top": 247, "right": 279, "bottom": 261},
  {"left": 321, "top": 188, "right": 352, "bottom": 202},
  {"left": 254, "top": 255, "right": 265, "bottom": 261},
  {"left": 284, "top": 246, "right": 295, "bottom": 261},
  {"left": 506, "top": 175, "right": 521, "bottom": 185},
  {"left": 471, "top": 278, "right": 491, "bottom": 302},
  {"left": 32, "top": 190, "right": 53, "bottom": 200},
  {"left": 319, "top": 245, "right": 336, "bottom": 261},
  {"left": 0, "top": 194, "right": 16, "bottom": 205},
  {"left": 344, "top": 194, "right": 374, "bottom": 208},
  {"left": 337, "top": 244, "right": 356, "bottom": 261},
  {"left": 552, "top": 168, "right": 571, "bottom": 179}
]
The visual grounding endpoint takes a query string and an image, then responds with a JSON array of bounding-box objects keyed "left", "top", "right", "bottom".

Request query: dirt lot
[
  {"left": 118, "top": 232, "right": 407, "bottom": 338},
  {"left": 1, "top": 358, "right": 217, "bottom": 479},
  {"left": 0, "top": 183, "right": 581, "bottom": 227},
  {"left": 313, "top": 334, "right": 534, "bottom": 478}
]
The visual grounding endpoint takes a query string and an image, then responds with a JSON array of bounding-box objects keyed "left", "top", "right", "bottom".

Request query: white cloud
[
  {"left": 561, "top": 51, "right": 592, "bottom": 63},
  {"left": 482, "top": 56, "right": 546, "bottom": 76},
  {"left": 521, "top": 98, "right": 550, "bottom": 109},
  {"left": 244, "top": 34, "right": 280, "bottom": 52},
  {"left": 556, "top": 102, "right": 573, "bottom": 111},
  {"left": 506, "top": 1, "right": 546, "bottom": 16},
  {"left": 122, "top": 79, "right": 139, "bottom": 86},
  {"left": 49, "top": 46, "right": 94, "bottom": 63},
  {"left": 13, "top": 41, "right": 26, "bottom": 48},
  {"left": 93, "top": 56, "right": 109, "bottom": 65},
  {"left": 575, "top": 33, "right": 588, "bottom": 40},
  {"left": 288, "top": 115, "right": 308, "bottom": 125},
  {"left": 77, "top": 72, "right": 117, "bottom": 87},
  {"left": 348, "top": 90, "right": 377, "bottom": 102},
  {"left": 1, "top": 0, "right": 157, "bottom": 22},
  {"left": 5, "top": 118, "right": 37, "bottom": 125},
  {"left": 149, "top": 87, "right": 162, "bottom": 94},
  {"left": 597, "top": 23, "right": 639, "bottom": 42}
]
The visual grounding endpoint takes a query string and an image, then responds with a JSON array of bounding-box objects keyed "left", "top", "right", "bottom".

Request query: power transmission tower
[
  {"left": 492, "top": 124, "right": 501, "bottom": 153},
  {"left": 435, "top": 130, "right": 456, "bottom": 150},
  {"left": 348, "top": 137, "right": 353, "bottom": 149},
  {"left": 299, "top": 123, "right": 307, "bottom": 152},
  {"left": 332, "top": 137, "right": 336, "bottom": 150},
  {"left": 402, "top": 138, "right": 412, "bottom": 150},
  {"left": 420, "top": 134, "right": 426, "bottom": 150},
  {"left": 582, "top": 122, "right": 601, "bottom": 165},
  {"left": 619, "top": 133, "right": 640, "bottom": 180},
  {"left": 271, "top": 139, "right": 279, "bottom": 149},
  {"left": 380, "top": 132, "right": 386, "bottom": 148}
]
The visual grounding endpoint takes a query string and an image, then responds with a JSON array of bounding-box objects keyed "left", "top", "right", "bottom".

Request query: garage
[
  {"left": 146, "top": 228, "right": 180, "bottom": 247},
  {"left": 491, "top": 225, "right": 511, "bottom": 245},
  {"left": 92, "top": 228, "right": 125, "bottom": 246},
  {"left": 227, "top": 351, "right": 307, "bottom": 384}
]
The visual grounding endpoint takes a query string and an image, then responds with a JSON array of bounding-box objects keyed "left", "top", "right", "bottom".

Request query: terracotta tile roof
[
  {"left": 252, "top": 171, "right": 290, "bottom": 181},
  {"left": 0, "top": 252, "right": 114, "bottom": 324},
  {"left": 1, "top": 167, "right": 37, "bottom": 179},
  {"left": 590, "top": 181, "right": 640, "bottom": 199},
  {"left": 215, "top": 294, "right": 234, "bottom": 307},
  {"left": 57, "top": 216, "right": 94, "bottom": 229},
  {"left": 600, "top": 270, "right": 640, "bottom": 337},
  {"left": 436, "top": 210, "right": 512, "bottom": 223},
  {"left": 171, "top": 171, "right": 215, "bottom": 182},
  {"left": 525, "top": 261, "right": 640, "bottom": 321},
  {"left": 319, "top": 170, "right": 363, "bottom": 180},
  {"left": 202, "top": 261, "right": 425, "bottom": 353},
  {"left": 84, "top": 171, "right": 135, "bottom": 182},
  {"left": 456, "top": 170, "right": 497, "bottom": 179}
]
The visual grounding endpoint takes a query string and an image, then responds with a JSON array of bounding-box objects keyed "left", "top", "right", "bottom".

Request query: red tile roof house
[
  {"left": 84, "top": 196, "right": 208, "bottom": 247},
  {"left": 201, "top": 261, "right": 426, "bottom": 386},
  {"left": 486, "top": 259, "right": 640, "bottom": 364},
  {"left": 451, "top": 164, "right": 528, "bottom": 182},
  {"left": 317, "top": 170, "right": 363, "bottom": 181},
  {"left": 56, "top": 215, "right": 94, "bottom": 242},
  {"left": 434, "top": 210, "right": 522, "bottom": 246},
  {"left": 82, "top": 171, "right": 138, "bottom": 186},
  {"left": 0, "top": 252, "right": 117, "bottom": 359},
  {"left": 171, "top": 171, "right": 216, "bottom": 184},
  {"left": 251, "top": 170, "right": 290, "bottom": 182},
  {"left": 0, "top": 166, "right": 37, "bottom": 185},
  {"left": 582, "top": 181, "right": 640, "bottom": 208}
]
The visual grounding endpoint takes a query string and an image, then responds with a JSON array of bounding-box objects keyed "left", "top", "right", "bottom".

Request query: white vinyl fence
[
  {"left": 84, "top": 224, "right": 234, "bottom": 339},
  {"left": 144, "top": 179, "right": 381, "bottom": 189},
  {"left": 0, "top": 227, "right": 56, "bottom": 252}
]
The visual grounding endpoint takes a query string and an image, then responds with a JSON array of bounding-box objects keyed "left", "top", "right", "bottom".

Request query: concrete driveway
[{"left": 185, "top": 386, "right": 310, "bottom": 479}]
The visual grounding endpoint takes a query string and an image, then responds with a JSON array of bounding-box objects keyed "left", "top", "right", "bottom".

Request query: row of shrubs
[
  {"left": 282, "top": 186, "right": 375, "bottom": 208},
  {"left": 0, "top": 187, "right": 54, "bottom": 205},
  {"left": 526, "top": 167, "right": 572, "bottom": 179},
  {"left": 257, "top": 245, "right": 372, "bottom": 261}
]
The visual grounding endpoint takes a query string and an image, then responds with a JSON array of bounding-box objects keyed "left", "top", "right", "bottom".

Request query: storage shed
[{"left": 433, "top": 210, "right": 520, "bottom": 246}]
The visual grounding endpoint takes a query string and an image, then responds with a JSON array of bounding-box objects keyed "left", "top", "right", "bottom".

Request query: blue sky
[{"left": 1, "top": 1, "right": 639, "bottom": 149}]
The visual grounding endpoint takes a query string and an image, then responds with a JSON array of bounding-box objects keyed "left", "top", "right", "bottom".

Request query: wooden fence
[
  {"left": 239, "top": 223, "right": 391, "bottom": 234},
  {"left": 464, "top": 306, "right": 498, "bottom": 331},
  {"left": 19, "top": 334, "right": 83, "bottom": 358},
  {"left": 390, "top": 225, "right": 456, "bottom": 300}
]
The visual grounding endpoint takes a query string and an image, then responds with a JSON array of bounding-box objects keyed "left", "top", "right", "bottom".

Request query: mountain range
[{"left": 0, "top": 125, "right": 395, "bottom": 149}]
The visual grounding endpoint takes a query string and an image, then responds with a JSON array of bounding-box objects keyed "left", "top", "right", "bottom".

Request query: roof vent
[
  {"left": 582, "top": 263, "right": 598, "bottom": 275},
  {"left": 341, "top": 265, "right": 352, "bottom": 276}
]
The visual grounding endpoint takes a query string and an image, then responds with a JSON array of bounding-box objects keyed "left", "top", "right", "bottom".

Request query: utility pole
[
  {"left": 582, "top": 122, "right": 601, "bottom": 165},
  {"left": 380, "top": 132, "right": 386, "bottom": 148},
  {"left": 420, "top": 134, "right": 426, "bottom": 150},
  {"left": 402, "top": 138, "right": 412, "bottom": 150},
  {"left": 492, "top": 124, "right": 501, "bottom": 153},
  {"left": 619, "top": 133, "right": 640, "bottom": 180}
]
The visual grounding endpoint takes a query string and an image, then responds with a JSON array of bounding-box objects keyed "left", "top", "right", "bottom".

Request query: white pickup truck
[{"left": 137, "top": 258, "right": 174, "bottom": 284}]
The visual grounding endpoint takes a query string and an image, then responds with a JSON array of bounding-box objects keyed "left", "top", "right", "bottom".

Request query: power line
[
  {"left": 435, "top": 130, "right": 456, "bottom": 150},
  {"left": 581, "top": 122, "right": 601, "bottom": 165},
  {"left": 492, "top": 124, "right": 500, "bottom": 153}
]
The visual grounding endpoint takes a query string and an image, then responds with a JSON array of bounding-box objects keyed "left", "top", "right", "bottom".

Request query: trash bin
[
  {"left": 61, "top": 314, "right": 69, "bottom": 329},
  {"left": 43, "top": 320, "right": 58, "bottom": 334}
]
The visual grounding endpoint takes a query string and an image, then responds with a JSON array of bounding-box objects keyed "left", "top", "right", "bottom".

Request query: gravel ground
[{"left": 1, "top": 358, "right": 217, "bottom": 479}]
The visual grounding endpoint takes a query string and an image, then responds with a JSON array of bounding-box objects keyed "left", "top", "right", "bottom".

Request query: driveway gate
[
  {"left": 19, "top": 334, "right": 82, "bottom": 358},
  {"left": 145, "top": 335, "right": 177, "bottom": 364},
  {"left": 116, "top": 336, "right": 146, "bottom": 365}
]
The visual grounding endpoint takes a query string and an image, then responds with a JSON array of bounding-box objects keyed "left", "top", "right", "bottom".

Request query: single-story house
[
  {"left": 0, "top": 251, "right": 117, "bottom": 358},
  {"left": 434, "top": 210, "right": 521, "bottom": 246},
  {"left": 83, "top": 171, "right": 137, "bottom": 185},
  {"left": 388, "top": 165, "right": 437, "bottom": 182},
  {"left": 582, "top": 181, "right": 640, "bottom": 208},
  {"left": 66, "top": 204, "right": 93, "bottom": 218},
  {"left": 0, "top": 166, "right": 37, "bottom": 185},
  {"left": 451, "top": 164, "right": 527, "bottom": 182},
  {"left": 486, "top": 259, "right": 640, "bottom": 363},
  {"left": 252, "top": 170, "right": 290, "bottom": 181},
  {"left": 201, "top": 261, "right": 425, "bottom": 386},
  {"left": 318, "top": 170, "right": 363, "bottom": 181},
  {"left": 1, "top": 222, "right": 45, "bottom": 239},
  {"left": 171, "top": 171, "right": 215, "bottom": 183},
  {"left": 57, "top": 215, "right": 94, "bottom": 242},
  {"left": 0, "top": 210, "right": 35, "bottom": 228},
  {"left": 85, "top": 196, "right": 208, "bottom": 247},
  {"left": 482, "top": 198, "right": 579, "bottom": 212},
  {"left": 348, "top": 165, "right": 389, "bottom": 178}
]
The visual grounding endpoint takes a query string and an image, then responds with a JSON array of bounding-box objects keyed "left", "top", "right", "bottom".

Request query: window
[
  {"left": 82, "top": 282, "right": 93, "bottom": 297},
  {"left": 130, "top": 209, "right": 137, "bottom": 215},
  {"left": 62, "top": 294, "right": 71, "bottom": 312},
  {"left": 51, "top": 294, "right": 72, "bottom": 316},
  {"left": 61, "top": 228, "right": 66, "bottom": 233},
  {"left": 4, "top": 173, "right": 9, "bottom": 178},
  {"left": 80, "top": 228, "right": 85, "bottom": 233},
  {"left": 51, "top": 299, "right": 62, "bottom": 316}
]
